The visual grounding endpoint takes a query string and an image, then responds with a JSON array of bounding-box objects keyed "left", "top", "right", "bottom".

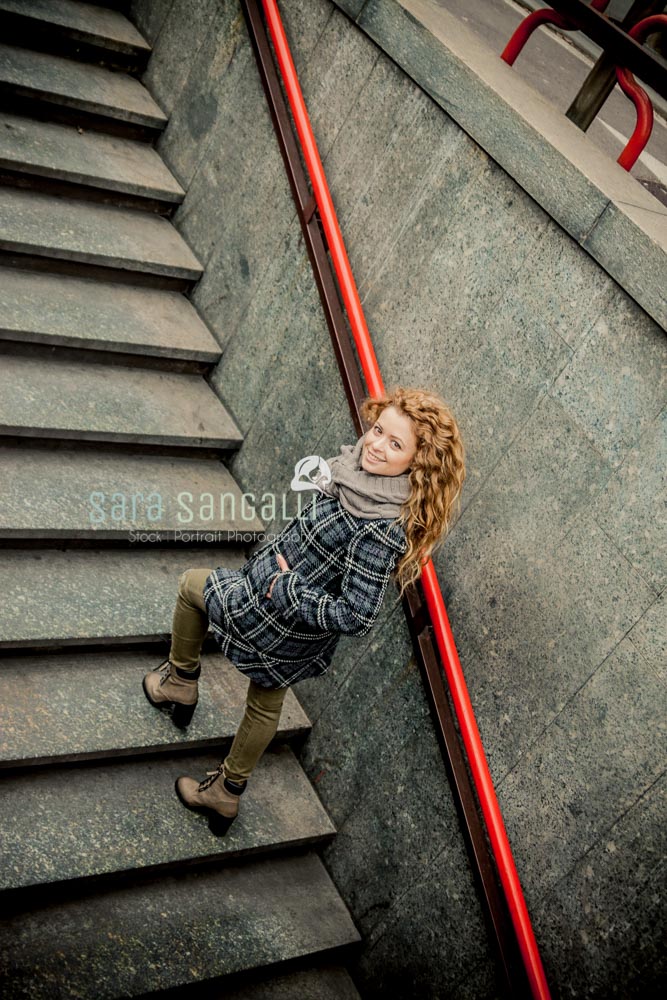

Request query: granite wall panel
[{"left": 132, "top": 0, "right": 667, "bottom": 995}]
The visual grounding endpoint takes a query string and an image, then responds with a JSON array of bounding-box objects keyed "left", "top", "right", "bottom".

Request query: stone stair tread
[
  {"left": 0, "top": 852, "right": 361, "bottom": 999},
  {"left": 0, "top": 42, "right": 166, "bottom": 128},
  {"left": 0, "top": 547, "right": 246, "bottom": 649},
  {"left": 0, "top": 0, "right": 152, "bottom": 58},
  {"left": 0, "top": 112, "right": 184, "bottom": 201},
  {"left": 212, "top": 965, "right": 363, "bottom": 1000},
  {"left": 0, "top": 356, "right": 242, "bottom": 447},
  {"left": 0, "top": 187, "right": 201, "bottom": 278},
  {"left": 0, "top": 447, "right": 266, "bottom": 539},
  {"left": 0, "top": 268, "right": 220, "bottom": 359},
  {"left": 0, "top": 650, "right": 310, "bottom": 768},
  {"left": 0, "top": 745, "right": 336, "bottom": 890}
]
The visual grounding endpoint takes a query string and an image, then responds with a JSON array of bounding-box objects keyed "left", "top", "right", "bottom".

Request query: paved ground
[{"left": 434, "top": 0, "right": 667, "bottom": 204}]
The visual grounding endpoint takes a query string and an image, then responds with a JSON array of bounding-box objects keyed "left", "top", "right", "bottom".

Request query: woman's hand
[{"left": 266, "top": 553, "right": 290, "bottom": 598}]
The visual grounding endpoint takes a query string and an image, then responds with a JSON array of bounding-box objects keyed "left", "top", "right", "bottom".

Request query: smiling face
[{"left": 360, "top": 405, "right": 418, "bottom": 477}]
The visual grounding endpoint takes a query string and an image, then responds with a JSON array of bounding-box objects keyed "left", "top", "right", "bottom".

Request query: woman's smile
[{"left": 361, "top": 405, "right": 417, "bottom": 477}]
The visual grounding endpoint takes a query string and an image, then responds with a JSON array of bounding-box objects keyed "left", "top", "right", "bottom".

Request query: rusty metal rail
[{"left": 242, "top": 1, "right": 550, "bottom": 996}]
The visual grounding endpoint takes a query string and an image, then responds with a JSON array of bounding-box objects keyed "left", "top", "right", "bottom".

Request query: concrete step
[
  {"left": 0, "top": 852, "right": 361, "bottom": 998},
  {"left": 0, "top": 268, "right": 220, "bottom": 363},
  {"left": 0, "top": 650, "right": 310, "bottom": 769},
  {"left": 0, "top": 0, "right": 151, "bottom": 65},
  {"left": 0, "top": 112, "right": 184, "bottom": 205},
  {"left": 0, "top": 547, "right": 246, "bottom": 651},
  {"left": 0, "top": 447, "right": 265, "bottom": 541},
  {"left": 0, "top": 43, "right": 166, "bottom": 131},
  {"left": 0, "top": 356, "right": 242, "bottom": 449},
  {"left": 213, "top": 965, "right": 363, "bottom": 1000},
  {"left": 0, "top": 188, "right": 201, "bottom": 280},
  {"left": 0, "top": 745, "right": 336, "bottom": 891}
]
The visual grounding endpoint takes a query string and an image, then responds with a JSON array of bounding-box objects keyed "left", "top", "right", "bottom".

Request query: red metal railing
[
  {"left": 260, "top": 2, "right": 551, "bottom": 997},
  {"left": 501, "top": 1, "right": 667, "bottom": 170},
  {"left": 616, "top": 14, "right": 667, "bottom": 169},
  {"left": 501, "top": 0, "right": 611, "bottom": 66}
]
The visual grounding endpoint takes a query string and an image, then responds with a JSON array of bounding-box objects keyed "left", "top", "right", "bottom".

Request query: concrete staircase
[{"left": 0, "top": 2, "right": 362, "bottom": 997}]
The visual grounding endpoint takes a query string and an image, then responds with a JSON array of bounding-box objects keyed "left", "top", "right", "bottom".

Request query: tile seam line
[
  {"left": 579, "top": 198, "right": 612, "bottom": 247},
  {"left": 176, "top": 0, "right": 337, "bottom": 217},
  {"left": 554, "top": 397, "right": 667, "bottom": 559},
  {"left": 355, "top": 1, "right": 372, "bottom": 24},
  {"left": 333, "top": 76, "right": 438, "bottom": 266},
  {"left": 591, "top": 505, "right": 663, "bottom": 598},
  {"left": 530, "top": 766, "right": 667, "bottom": 911},
  {"left": 363, "top": 766, "right": 667, "bottom": 968},
  {"left": 445, "top": 387, "right": 556, "bottom": 536},
  {"left": 187, "top": 6, "right": 341, "bottom": 351},
  {"left": 613, "top": 197, "right": 667, "bottom": 219},
  {"left": 357, "top": 130, "right": 484, "bottom": 302},
  {"left": 494, "top": 609, "right": 659, "bottom": 793},
  {"left": 328, "top": 705, "right": 432, "bottom": 836},
  {"left": 626, "top": 629, "right": 666, "bottom": 687},
  {"left": 152, "top": 0, "right": 215, "bottom": 97},
  {"left": 146, "top": 0, "right": 177, "bottom": 49},
  {"left": 165, "top": 15, "right": 252, "bottom": 197}
]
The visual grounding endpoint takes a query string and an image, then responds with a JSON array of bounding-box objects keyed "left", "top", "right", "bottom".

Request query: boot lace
[
  {"left": 153, "top": 658, "right": 172, "bottom": 687},
  {"left": 198, "top": 763, "right": 224, "bottom": 792}
]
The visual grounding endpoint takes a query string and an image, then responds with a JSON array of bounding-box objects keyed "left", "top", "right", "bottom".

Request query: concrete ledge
[{"left": 334, "top": 0, "right": 666, "bottom": 331}]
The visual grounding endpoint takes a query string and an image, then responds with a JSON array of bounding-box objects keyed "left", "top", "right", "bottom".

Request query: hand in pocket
[{"left": 266, "top": 554, "right": 290, "bottom": 598}]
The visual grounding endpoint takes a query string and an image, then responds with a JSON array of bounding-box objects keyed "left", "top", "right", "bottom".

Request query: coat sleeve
[{"left": 269, "top": 522, "right": 403, "bottom": 636}]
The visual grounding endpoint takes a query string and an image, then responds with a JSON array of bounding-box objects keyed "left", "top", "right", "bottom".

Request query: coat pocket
[{"left": 244, "top": 548, "right": 279, "bottom": 602}]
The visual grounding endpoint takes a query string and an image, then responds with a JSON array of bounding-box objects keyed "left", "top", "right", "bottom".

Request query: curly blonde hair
[{"left": 360, "top": 385, "right": 466, "bottom": 599}]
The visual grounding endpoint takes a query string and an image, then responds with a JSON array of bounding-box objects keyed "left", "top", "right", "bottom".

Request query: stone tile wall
[{"left": 132, "top": 1, "right": 666, "bottom": 995}]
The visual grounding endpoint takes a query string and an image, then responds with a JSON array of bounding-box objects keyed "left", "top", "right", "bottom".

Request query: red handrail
[
  {"left": 501, "top": 0, "right": 610, "bottom": 65},
  {"left": 501, "top": 3, "right": 666, "bottom": 172},
  {"left": 260, "top": 2, "right": 551, "bottom": 998},
  {"left": 616, "top": 14, "right": 667, "bottom": 169}
]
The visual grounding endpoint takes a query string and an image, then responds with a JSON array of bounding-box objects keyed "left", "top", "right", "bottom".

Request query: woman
[{"left": 143, "top": 386, "right": 465, "bottom": 835}]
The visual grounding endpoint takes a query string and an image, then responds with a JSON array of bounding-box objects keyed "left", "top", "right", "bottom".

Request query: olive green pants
[{"left": 171, "top": 567, "right": 288, "bottom": 784}]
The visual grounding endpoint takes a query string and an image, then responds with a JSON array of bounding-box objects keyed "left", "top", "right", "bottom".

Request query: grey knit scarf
[{"left": 317, "top": 433, "right": 412, "bottom": 520}]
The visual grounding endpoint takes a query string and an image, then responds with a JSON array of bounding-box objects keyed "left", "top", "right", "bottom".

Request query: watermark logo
[
  {"left": 291, "top": 455, "right": 332, "bottom": 493},
  {"left": 86, "top": 453, "right": 334, "bottom": 529}
]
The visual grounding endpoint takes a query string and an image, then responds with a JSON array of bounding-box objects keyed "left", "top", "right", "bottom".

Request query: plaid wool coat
[{"left": 203, "top": 492, "right": 408, "bottom": 689}]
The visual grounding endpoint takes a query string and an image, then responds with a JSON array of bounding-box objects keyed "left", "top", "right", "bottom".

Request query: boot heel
[
  {"left": 209, "top": 812, "right": 236, "bottom": 837},
  {"left": 172, "top": 701, "right": 197, "bottom": 728}
]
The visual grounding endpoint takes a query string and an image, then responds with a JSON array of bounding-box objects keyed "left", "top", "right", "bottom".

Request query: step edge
[
  {"left": 0, "top": 10, "right": 153, "bottom": 56},
  {"left": 0, "top": 237, "right": 203, "bottom": 278},
  {"left": 0, "top": 830, "right": 338, "bottom": 894},
  {"left": 0, "top": 427, "right": 243, "bottom": 447},
  {"left": 0, "top": 79, "right": 168, "bottom": 128},
  {"left": 0, "top": 725, "right": 312, "bottom": 771},
  {"left": 0, "top": 154, "right": 185, "bottom": 202},
  {"left": 0, "top": 328, "right": 221, "bottom": 361}
]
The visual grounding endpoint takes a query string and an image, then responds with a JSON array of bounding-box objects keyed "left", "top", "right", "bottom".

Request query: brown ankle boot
[
  {"left": 143, "top": 658, "right": 200, "bottom": 728},
  {"left": 175, "top": 762, "right": 247, "bottom": 836}
]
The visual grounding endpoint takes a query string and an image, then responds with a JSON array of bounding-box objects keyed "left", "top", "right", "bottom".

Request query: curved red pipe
[
  {"left": 260, "top": 2, "right": 551, "bottom": 998},
  {"left": 615, "top": 14, "right": 666, "bottom": 170},
  {"left": 501, "top": 1, "right": 610, "bottom": 65},
  {"left": 500, "top": 4, "right": 665, "bottom": 173},
  {"left": 501, "top": 8, "right": 571, "bottom": 65},
  {"left": 616, "top": 67, "right": 654, "bottom": 169}
]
